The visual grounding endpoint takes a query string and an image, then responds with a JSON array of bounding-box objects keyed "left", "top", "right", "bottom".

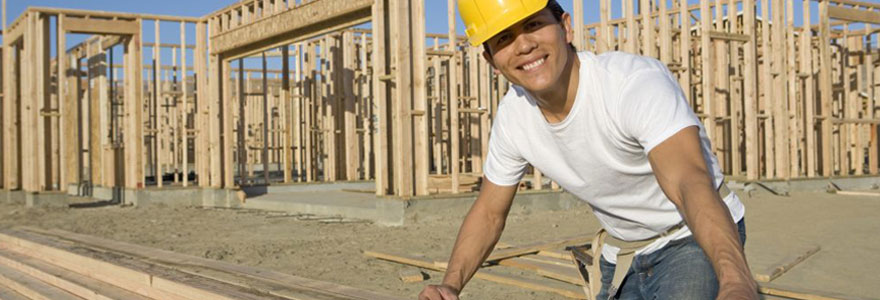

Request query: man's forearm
[
  {"left": 679, "top": 181, "right": 755, "bottom": 289},
  {"left": 441, "top": 205, "right": 507, "bottom": 292}
]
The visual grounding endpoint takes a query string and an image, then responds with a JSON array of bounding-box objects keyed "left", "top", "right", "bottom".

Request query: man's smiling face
[{"left": 483, "top": 8, "right": 574, "bottom": 95}]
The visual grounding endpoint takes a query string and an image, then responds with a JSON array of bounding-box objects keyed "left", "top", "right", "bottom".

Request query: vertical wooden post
[
  {"left": 181, "top": 21, "right": 189, "bottom": 187},
  {"left": 124, "top": 20, "right": 145, "bottom": 189},
  {"left": 262, "top": 53, "right": 270, "bottom": 184},
  {"left": 728, "top": 0, "right": 742, "bottom": 177},
  {"left": 35, "top": 13, "right": 49, "bottom": 191},
  {"left": 281, "top": 45, "right": 292, "bottom": 183},
  {"left": 817, "top": 0, "right": 832, "bottom": 176},
  {"left": 449, "top": 0, "right": 460, "bottom": 194},
  {"left": 786, "top": 0, "right": 799, "bottom": 176},
  {"left": 223, "top": 59, "right": 235, "bottom": 188},
  {"left": 772, "top": 0, "right": 789, "bottom": 179},
  {"left": 679, "top": 0, "right": 691, "bottom": 107},
  {"left": 700, "top": 0, "right": 716, "bottom": 157},
  {"left": 196, "top": 21, "right": 209, "bottom": 187},
  {"left": 392, "top": 0, "right": 414, "bottom": 196},
  {"left": 599, "top": 0, "right": 610, "bottom": 52},
  {"left": 625, "top": 0, "right": 637, "bottom": 53},
  {"left": 714, "top": 0, "right": 729, "bottom": 173},
  {"left": 573, "top": 0, "right": 585, "bottom": 50},
  {"left": 372, "top": 0, "right": 389, "bottom": 194},
  {"left": 59, "top": 15, "right": 78, "bottom": 191},
  {"left": 2, "top": 27, "right": 14, "bottom": 190},
  {"left": 659, "top": 0, "right": 671, "bottom": 64},
  {"left": 154, "top": 21, "right": 163, "bottom": 187},
  {"left": 802, "top": 0, "right": 815, "bottom": 177},
  {"left": 743, "top": 0, "right": 758, "bottom": 180},
  {"left": 869, "top": 26, "right": 878, "bottom": 175},
  {"left": 761, "top": 0, "right": 774, "bottom": 178},
  {"left": 413, "top": 0, "right": 429, "bottom": 195},
  {"left": 294, "top": 44, "right": 303, "bottom": 181},
  {"left": 641, "top": 0, "right": 654, "bottom": 57}
]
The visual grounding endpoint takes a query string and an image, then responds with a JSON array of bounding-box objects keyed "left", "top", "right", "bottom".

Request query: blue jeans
[{"left": 595, "top": 219, "right": 747, "bottom": 300}]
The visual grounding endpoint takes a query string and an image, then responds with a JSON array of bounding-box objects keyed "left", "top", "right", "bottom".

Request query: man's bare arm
[
  {"left": 419, "top": 178, "right": 518, "bottom": 299},
  {"left": 647, "top": 126, "right": 757, "bottom": 300}
]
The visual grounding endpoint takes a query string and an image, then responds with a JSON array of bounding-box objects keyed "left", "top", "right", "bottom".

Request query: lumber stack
[{"left": 0, "top": 227, "right": 405, "bottom": 300}]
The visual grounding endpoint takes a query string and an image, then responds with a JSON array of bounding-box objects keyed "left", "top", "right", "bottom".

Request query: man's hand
[{"left": 418, "top": 284, "right": 460, "bottom": 300}]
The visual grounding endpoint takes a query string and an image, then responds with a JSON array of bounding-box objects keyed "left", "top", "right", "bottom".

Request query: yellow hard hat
[{"left": 458, "top": 0, "right": 549, "bottom": 47}]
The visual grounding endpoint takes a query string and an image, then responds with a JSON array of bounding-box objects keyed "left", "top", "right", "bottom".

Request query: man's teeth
[{"left": 522, "top": 58, "right": 545, "bottom": 71}]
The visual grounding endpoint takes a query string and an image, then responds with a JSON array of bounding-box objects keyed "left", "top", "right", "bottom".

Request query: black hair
[{"left": 483, "top": 0, "right": 576, "bottom": 55}]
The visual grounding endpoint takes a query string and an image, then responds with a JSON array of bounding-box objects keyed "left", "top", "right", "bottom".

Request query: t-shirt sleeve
[
  {"left": 618, "top": 67, "right": 702, "bottom": 154},
  {"left": 483, "top": 115, "right": 528, "bottom": 186}
]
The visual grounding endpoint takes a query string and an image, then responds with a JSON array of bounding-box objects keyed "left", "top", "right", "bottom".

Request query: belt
[{"left": 585, "top": 182, "right": 732, "bottom": 300}]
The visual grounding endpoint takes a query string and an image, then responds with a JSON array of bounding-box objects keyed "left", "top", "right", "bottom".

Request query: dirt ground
[{"left": 0, "top": 188, "right": 877, "bottom": 300}]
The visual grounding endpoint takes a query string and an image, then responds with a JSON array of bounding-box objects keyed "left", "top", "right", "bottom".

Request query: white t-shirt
[{"left": 483, "top": 51, "right": 745, "bottom": 262}]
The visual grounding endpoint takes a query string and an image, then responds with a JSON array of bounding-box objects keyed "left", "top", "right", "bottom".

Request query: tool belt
[{"left": 575, "top": 183, "right": 732, "bottom": 300}]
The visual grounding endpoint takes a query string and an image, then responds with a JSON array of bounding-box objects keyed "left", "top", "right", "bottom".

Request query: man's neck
[{"left": 534, "top": 50, "right": 580, "bottom": 124}]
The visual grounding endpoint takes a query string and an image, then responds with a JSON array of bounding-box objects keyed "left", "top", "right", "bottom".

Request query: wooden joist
[
  {"left": 827, "top": 5, "right": 880, "bottom": 24},
  {"left": 60, "top": 16, "right": 140, "bottom": 35}
]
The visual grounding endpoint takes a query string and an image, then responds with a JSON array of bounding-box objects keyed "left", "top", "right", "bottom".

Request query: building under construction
[{"left": 0, "top": 0, "right": 878, "bottom": 203}]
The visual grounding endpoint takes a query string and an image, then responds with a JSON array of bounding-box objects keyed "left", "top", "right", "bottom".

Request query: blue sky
[{"left": 2, "top": 0, "right": 820, "bottom": 71}]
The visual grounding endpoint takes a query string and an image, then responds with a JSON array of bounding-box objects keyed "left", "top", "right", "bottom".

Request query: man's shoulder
[{"left": 592, "top": 51, "right": 667, "bottom": 78}]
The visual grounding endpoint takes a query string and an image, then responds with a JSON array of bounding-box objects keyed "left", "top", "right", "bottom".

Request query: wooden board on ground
[
  {"left": 486, "top": 235, "right": 592, "bottom": 262},
  {"left": 759, "top": 282, "right": 879, "bottom": 300},
  {"left": 0, "top": 246, "right": 151, "bottom": 300},
  {"left": 0, "top": 259, "right": 81, "bottom": 300},
  {"left": 833, "top": 190, "right": 880, "bottom": 197},
  {"left": 21, "top": 227, "right": 404, "bottom": 300},
  {"left": 0, "top": 286, "right": 30, "bottom": 300},
  {"left": 364, "top": 250, "right": 586, "bottom": 299},
  {"left": 497, "top": 257, "right": 583, "bottom": 286},
  {"left": 754, "top": 246, "right": 821, "bottom": 282},
  {"left": 0, "top": 229, "right": 282, "bottom": 300}
]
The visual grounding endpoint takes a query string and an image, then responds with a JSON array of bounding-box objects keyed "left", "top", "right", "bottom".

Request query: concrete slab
[
  {"left": 242, "top": 188, "right": 585, "bottom": 226},
  {"left": 24, "top": 192, "right": 67, "bottom": 208},
  {"left": 2, "top": 190, "right": 25, "bottom": 205}
]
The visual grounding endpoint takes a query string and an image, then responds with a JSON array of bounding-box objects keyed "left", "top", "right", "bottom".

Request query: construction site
[{"left": 0, "top": 0, "right": 878, "bottom": 299}]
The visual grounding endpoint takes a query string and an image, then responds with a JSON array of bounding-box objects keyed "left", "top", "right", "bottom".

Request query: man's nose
[{"left": 513, "top": 31, "right": 537, "bottom": 56}]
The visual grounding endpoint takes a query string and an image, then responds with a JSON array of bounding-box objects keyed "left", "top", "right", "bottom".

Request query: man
[{"left": 419, "top": 0, "right": 757, "bottom": 300}]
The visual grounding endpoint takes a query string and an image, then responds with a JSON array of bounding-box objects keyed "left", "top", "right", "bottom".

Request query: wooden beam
[
  {"left": 827, "top": 5, "right": 880, "bottom": 24},
  {"left": 61, "top": 16, "right": 140, "bottom": 35},
  {"left": 210, "top": 0, "right": 372, "bottom": 58}
]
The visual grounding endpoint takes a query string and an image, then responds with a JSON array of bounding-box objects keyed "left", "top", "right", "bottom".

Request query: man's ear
[
  {"left": 482, "top": 50, "right": 502, "bottom": 75},
  {"left": 561, "top": 12, "right": 574, "bottom": 44}
]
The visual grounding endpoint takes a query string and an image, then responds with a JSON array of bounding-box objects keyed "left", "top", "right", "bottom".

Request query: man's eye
[{"left": 526, "top": 21, "right": 541, "bottom": 29}]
